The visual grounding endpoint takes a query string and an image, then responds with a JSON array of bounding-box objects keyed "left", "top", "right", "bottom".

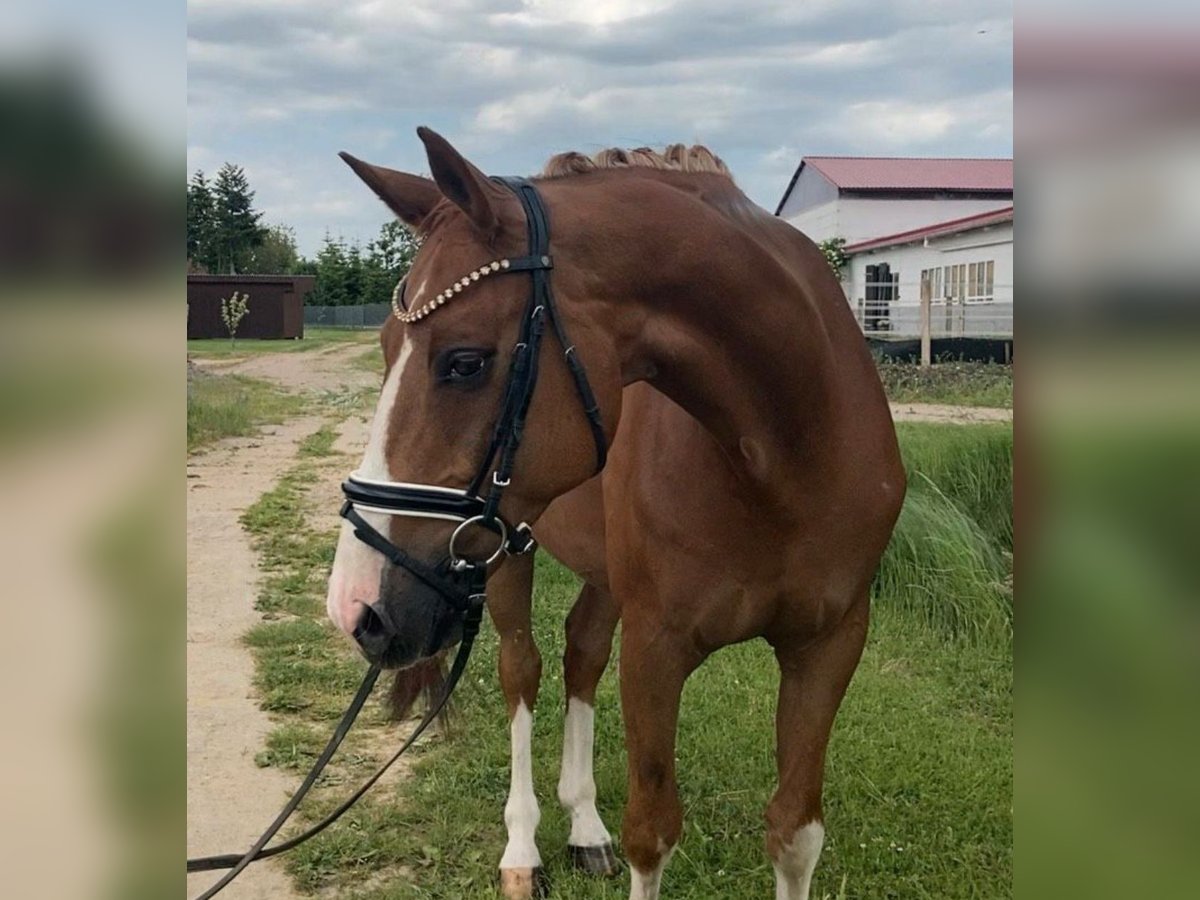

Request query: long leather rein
[{"left": 187, "top": 177, "right": 605, "bottom": 898}]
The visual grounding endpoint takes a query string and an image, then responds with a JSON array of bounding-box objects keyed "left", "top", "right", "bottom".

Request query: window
[{"left": 920, "top": 261, "right": 996, "bottom": 303}]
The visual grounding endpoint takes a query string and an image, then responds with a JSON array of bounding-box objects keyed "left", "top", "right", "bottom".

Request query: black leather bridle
[
  {"left": 340, "top": 175, "right": 607, "bottom": 603},
  {"left": 187, "top": 177, "right": 607, "bottom": 899}
]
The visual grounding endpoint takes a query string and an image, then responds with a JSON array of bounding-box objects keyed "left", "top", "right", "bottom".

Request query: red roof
[
  {"left": 804, "top": 156, "right": 1013, "bottom": 192},
  {"left": 844, "top": 206, "right": 1013, "bottom": 254}
]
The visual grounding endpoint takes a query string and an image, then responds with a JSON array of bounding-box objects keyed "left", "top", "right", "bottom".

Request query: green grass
[
  {"left": 875, "top": 423, "right": 1014, "bottom": 644},
  {"left": 877, "top": 357, "right": 1013, "bottom": 408},
  {"left": 187, "top": 327, "right": 375, "bottom": 357},
  {"left": 186, "top": 373, "right": 307, "bottom": 452},
  {"left": 239, "top": 423, "right": 1012, "bottom": 899}
]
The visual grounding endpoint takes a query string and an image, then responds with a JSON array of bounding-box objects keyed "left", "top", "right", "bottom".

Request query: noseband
[{"left": 339, "top": 176, "right": 608, "bottom": 605}]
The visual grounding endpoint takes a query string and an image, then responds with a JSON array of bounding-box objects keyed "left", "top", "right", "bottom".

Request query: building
[
  {"left": 187, "top": 274, "right": 314, "bottom": 340},
  {"left": 774, "top": 156, "right": 1013, "bottom": 245},
  {"left": 841, "top": 206, "right": 1013, "bottom": 343},
  {"left": 774, "top": 156, "right": 1014, "bottom": 353}
]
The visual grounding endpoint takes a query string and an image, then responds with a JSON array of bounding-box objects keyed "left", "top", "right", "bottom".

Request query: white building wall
[
  {"left": 843, "top": 222, "right": 1013, "bottom": 338},
  {"left": 786, "top": 197, "right": 1011, "bottom": 244},
  {"left": 784, "top": 200, "right": 842, "bottom": 243}
]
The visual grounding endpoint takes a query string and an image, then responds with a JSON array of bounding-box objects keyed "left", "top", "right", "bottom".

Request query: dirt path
[
  {"left": 186, "top": 346, "right": 376, "bottom": 899},
  {"left": 190, "top": 341, "right": 377, "bottom": 392},
  {"left": 890, "top": 402, "right": 1012, "bottom": 424}
]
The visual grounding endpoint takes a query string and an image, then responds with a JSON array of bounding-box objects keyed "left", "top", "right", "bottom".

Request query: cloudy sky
[{"left": 187, "top": 0, "right": 1012, "bottom": 256}]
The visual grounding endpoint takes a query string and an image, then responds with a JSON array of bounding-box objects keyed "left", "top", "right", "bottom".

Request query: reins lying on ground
[{"left": 186, "top": 600, "right": 484, "bottom": 900}]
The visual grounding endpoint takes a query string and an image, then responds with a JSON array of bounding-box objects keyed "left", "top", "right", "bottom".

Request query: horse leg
[
  {"left": 619, "top": 615, "right": 698, "bottom": 900},
  {"left": 558, "top": 582, "right": 621, "bottom": 876},
  {"left": 766, "top": 595, "right": 869, "bottom": 900},
  {"left": 488, "top": 553, "right": 548, "bottom": 900}
]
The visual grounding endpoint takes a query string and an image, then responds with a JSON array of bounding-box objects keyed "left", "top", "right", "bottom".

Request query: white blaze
[
  {"left": 410, "top": 277, "right": 428, "bottom": 307},
  {"left": 773, "top": 820, "right": 824, "bottom": 900},
  {"left": 500, "top": 701, "right": 542, "bottom": 869},
  {"left": 557, "top": 698, "right": 612, "bottom": 848},
  {"left": 326, "top": 335, "right": 413, "bottom": 637}
]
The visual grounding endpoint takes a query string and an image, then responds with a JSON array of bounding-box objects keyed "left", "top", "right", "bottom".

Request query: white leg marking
[
  {"left": 326, "top": 336, "right": 413, "bottom": 637},
  {"left": 773, "top": 821, "right": 824, "bottom": 900},
  {"left": 500, "top": 701, "right": 542, "bottom": 869},
  {"left": 629, "top": 843, "right": 674, "bottom": 900},
  {"left": 557, "top": 698, "right": 612, "bottom": 848}
]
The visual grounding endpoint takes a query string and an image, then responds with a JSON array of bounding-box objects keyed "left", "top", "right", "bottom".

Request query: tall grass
[{"left": 874, "top": 423, "right": 1013, "bottom": 644}]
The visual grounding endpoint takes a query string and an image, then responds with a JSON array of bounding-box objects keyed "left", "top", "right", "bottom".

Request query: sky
[{"left": 187, "top": 0, "right": 1013, "bottom": 257}]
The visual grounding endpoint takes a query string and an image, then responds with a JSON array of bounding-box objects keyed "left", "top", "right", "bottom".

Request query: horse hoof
[
  {"left": 568, "top": 843, "right": 621, "bottom": 877},
  {"left": 499, "top": 866, "right": 550, "bottom": 899}
]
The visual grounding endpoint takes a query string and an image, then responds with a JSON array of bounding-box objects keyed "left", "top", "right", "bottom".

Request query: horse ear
[
  {"left": 338, "top": 152, "right": 441, "bottom": 229},
  {"left": 416, "top": 126, "right": 504, "bottom": 240}
]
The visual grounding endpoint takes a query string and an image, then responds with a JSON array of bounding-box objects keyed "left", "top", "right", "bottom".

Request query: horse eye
[
  {"left": 439, "top": 349, "right": 492, "bottom": 383},
  {"left": 451, "top": 355, "right": 484, "bottom": 377}
]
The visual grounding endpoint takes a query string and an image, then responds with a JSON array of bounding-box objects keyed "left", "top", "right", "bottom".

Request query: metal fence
[
  {"left": 304, "top": 289, "right": 1013, "bottom": 343},
  {"left": 304, "top": 303, "right": 392, "bottom": 329},
  {"left": 842, "top": 280, "right": 1013, "bottom": 339}
]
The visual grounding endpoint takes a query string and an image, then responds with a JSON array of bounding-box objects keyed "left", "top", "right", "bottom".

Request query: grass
[
  {"left": 353, "top": 342, "right": 385, "bottom": 375},
  {"left": 876, "top": 423, "right": 1014, "bottom": 644},
  {"left": 186, "top": 373, "right": 307, "bottom": 452},
  {"left": 238, "top": 422, "right": 1012, "bottom": 899},
  {"left": 187, "top": 327, "right": 375, "bottom": 357},
  {"left": 877, "top": 357, "right": 1013, "bottom": 408}
]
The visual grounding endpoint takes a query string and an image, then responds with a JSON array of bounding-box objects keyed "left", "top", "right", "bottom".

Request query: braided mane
[{"left": 541, "top": 144, "right": 733, "bottom": 180}]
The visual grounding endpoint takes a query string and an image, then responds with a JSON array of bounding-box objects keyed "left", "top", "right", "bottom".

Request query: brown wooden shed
[{"left": 186, "top": 275, "right": 315, "bottom": 340}]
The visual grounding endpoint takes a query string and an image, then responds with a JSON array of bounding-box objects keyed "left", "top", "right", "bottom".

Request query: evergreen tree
[
  {"left": 309, "top": 234, "right": 351, "bottom": 306},
  {"left": 186, "top": 170, "right": 216, "bottom": 271},
  {"left": 212, "top": 162, "right": 266, "bottom": 274},
  {"left": 343, "top": 240, "right": 366, "bottom": 305},
  {"left": 298, "top": 220, "right": 420, "bottom": 306},
  {"left": 362, "top": 220, "right": 420, "bottom": 305}
]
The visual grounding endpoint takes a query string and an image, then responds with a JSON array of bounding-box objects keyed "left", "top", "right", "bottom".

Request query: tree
[
  {"left": 220, "top": 291, "right": 250, "bottom": 349},
  {"left": 307, "top": 234, "right": 352, "bottom": 306},
  {"left": 301, "top": 220, "right": 421, "bottom": 307},
  {"left": 369, "top": 219, "right": 420, "bottom": 274},
  {"left": 247, "top": 223, "right": 299, "bottom": 274},
  {"left": 361, "top": 220, "right": 419, "bottom": 305},
  {"left": 212, "top": 163, "right": 266, "bottom": 274},
  {"left": 186, "top": 170, "right": 216, "bottom": 271}
]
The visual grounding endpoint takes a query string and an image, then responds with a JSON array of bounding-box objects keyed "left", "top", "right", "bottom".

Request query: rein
[{"left": 187, "top": 177, "right": 606, "bottom": 898}]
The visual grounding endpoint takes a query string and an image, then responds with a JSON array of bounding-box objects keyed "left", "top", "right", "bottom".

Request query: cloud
[{"left": 187, "top": 0, "right": 1012, "bottom": 254}]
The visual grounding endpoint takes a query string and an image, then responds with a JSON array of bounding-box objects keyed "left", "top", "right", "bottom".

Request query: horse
[{"left": 326, "top": 127, "right": 905, "bottom": 900}]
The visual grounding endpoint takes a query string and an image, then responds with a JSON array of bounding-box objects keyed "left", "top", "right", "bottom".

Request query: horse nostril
[
  {"left": 354, "top": 604, "right": 385, "bottom": 640},
  {"left": 352, "top": 603, "right": 394, "bottom": 660}
]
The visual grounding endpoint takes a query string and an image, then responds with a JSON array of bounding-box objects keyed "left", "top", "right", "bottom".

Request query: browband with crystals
[{"left": 390, "top": 254, "right": 553, "bottom": 323}]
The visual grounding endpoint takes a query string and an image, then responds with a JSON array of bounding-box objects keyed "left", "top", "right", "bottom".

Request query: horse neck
[{"left": 552, "top": 174, "right": 855, "bottom": 502}]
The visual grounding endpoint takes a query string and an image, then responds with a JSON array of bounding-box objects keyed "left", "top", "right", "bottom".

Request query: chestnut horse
[{"left": 326, "top": 128, "right": 905, "bottom": 900}]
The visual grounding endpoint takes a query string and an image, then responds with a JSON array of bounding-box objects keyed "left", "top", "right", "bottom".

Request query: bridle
[
  {"left": 340, "top": 175, "right": 607, "bottom": 611},
  {"left": 187, "top": 176, "right": 607, "bottom": 898}
]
